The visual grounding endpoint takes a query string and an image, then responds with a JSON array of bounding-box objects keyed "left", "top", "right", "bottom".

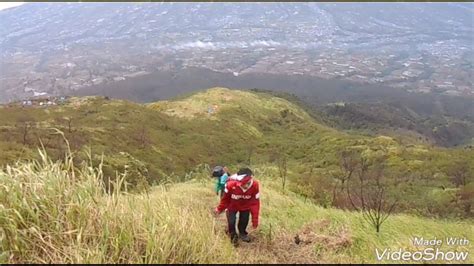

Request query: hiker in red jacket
[{"left": 213, "top": 167, "right": 260, "bottom": 245}]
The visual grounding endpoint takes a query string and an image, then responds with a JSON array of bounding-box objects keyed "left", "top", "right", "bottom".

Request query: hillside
[
  {"left": 0, "top": 87, "right": 350, "bottom": 175},
  {"left": 1, "top": 153, "right": 472, "bottom": 264},
  {"left": 248, "top": 88, "right": 474, "bottom": 147},
  {"left": 319, "top": 102, "right": 474, "bottom": 147},
  {"left": 0, "top": 87, "right": 472, "bottom": 220}
]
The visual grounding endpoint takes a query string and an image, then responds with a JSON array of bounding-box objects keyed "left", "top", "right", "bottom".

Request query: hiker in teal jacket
[{"left": 213, "top": 166, "right": 229, "bottom": 198}]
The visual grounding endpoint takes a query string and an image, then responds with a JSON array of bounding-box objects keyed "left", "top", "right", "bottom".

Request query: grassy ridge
[
  {"left": 0, "top": 87, "right": 472, "bottom": 219},
  {"left": 0, "top": 151, "right": 472, "bottom": 263}
]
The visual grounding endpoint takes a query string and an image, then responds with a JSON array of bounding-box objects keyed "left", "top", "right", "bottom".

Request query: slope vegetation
[
  {"left": 0, "top": 88, "right": 472, "bottom": 219},
  {"left": 0, "top": 152, "right": 472, "bottom": 263}
]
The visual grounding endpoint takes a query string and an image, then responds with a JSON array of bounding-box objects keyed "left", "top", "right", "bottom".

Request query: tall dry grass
[{"left": 0, "top": 146, "right": 234, "bottom": 263}]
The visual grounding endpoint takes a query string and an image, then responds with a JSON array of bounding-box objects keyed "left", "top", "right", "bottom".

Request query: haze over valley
[{"left": 1, "top": 2, "right": 473, "bottom": 103}]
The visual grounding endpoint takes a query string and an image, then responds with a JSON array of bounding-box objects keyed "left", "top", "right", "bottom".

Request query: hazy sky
[{"left": 0, "top": 2, "right": 24, "bottom": 11}]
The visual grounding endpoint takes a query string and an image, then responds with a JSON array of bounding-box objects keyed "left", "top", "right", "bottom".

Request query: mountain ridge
[{"left": 0, "top": 87, "right": 472, "bottom": 220}]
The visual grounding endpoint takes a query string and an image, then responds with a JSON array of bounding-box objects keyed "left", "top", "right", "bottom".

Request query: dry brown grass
[{"left": 231, "top": 219, "right": 352, "bottom": 264}]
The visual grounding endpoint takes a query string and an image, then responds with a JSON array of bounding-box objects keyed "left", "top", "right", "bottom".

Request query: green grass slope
[
  {"left": 0, "top": 152, "right": 471, "bottom": 263},
  {"left": 0, "top": 87, "right": 356, "bottom": 177},
  {"left": 0, "top": 87, "right": 472, "bottom": 219}
]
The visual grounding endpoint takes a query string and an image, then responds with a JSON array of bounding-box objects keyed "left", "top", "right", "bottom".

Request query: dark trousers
[{"left": 227, "top": 210, "right": 250, "bottom": 239}]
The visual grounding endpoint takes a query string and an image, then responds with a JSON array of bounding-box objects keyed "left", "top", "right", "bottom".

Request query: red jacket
[{"left": 215, "top": 179, "right": 261, "bottom": 228}]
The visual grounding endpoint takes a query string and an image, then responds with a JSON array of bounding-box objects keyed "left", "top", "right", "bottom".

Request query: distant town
[
  {"left": 0, "top": 3, "right": 472, "bottom": 102},
  {"left": 2, "top": 42, "right": 471, "bottom": 103}
]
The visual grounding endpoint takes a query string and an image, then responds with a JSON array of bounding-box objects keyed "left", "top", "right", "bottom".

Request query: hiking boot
[
  {"left": 240, "top": 234, "right": 251, "bottom": 243},
  {"left": 231, "top": 234, "right": 239, "bottom": 246}
]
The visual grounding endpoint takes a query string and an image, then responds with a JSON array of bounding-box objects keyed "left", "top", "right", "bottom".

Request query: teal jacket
[{"left": 215, "top": 173, "right": 229, "bottom": 193}]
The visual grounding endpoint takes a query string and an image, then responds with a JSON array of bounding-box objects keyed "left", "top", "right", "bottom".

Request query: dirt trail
[{"left": 214, "top": 213, "right": 352, "bottom": 264}]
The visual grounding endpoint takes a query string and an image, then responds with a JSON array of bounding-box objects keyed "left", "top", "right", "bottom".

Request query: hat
[
  {"left": 212, "top": 166, "right": 224, "bottom": 177},
  {"left": 229, "top": 167, "right": 253, "bottom": 185}
]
